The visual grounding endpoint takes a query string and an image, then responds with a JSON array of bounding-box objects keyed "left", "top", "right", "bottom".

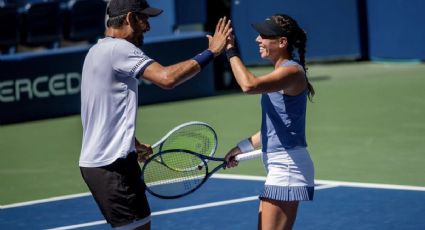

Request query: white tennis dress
[{"left": 259, "top": 60, "right": 314, "bottom": 201}]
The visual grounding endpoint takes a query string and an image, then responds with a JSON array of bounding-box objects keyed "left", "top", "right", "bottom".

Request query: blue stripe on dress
[{"left": 259, "top": 185, "right": 314, "bottom": 201}]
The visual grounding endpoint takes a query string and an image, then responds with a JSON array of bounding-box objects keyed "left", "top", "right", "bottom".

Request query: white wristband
[{"left": 237, "top": 139, "right": 254, "bottom": 153}]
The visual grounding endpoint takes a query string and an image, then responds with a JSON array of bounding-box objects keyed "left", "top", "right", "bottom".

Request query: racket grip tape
[{"left": 235, "top": 149, "right": 262, "bottom": 162}]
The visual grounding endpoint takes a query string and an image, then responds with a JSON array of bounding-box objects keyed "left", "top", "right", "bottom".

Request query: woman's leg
[{"left": 258, "top": 199, "right": 299, "bottom": 230}]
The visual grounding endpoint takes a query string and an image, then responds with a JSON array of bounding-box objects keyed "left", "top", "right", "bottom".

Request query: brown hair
[
  {"left": 272, "top": 14, "right": 315, "bottom": 101},
  {"left": 106, "top": 14, "right": 127, "bottom": 28}
]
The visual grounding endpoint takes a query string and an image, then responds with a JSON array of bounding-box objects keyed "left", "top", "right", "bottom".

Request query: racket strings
[
  {"left": 152, "top": 124, "right": 217, "bottom": 172},
  {"left": 158, "top": 124, "right": 217, "bottom": 156},
  {"left": 143, "top": 151, "right": 207, "bottom": 198}
]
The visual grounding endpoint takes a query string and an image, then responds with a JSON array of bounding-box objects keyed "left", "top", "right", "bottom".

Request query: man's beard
[{"left": 134, "top": 33, "right": 144, "bottom": 47}]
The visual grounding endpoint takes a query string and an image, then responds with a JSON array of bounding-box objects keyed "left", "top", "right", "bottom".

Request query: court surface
[{"left": 1, "top": 174, "right": 425, "bottom": 230}]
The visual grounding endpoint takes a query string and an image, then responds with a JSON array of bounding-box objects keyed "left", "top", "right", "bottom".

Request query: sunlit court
[{"left": 1, "top": 0, "right": 425, "bottom": 229}]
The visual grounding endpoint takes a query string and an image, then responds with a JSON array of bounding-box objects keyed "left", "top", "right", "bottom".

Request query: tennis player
[
  {"left": 78, "top": 0, "right": 231, "bottom": 229},
  {"left": 224, "top": 14, "right": 315, "bottom": 230}
]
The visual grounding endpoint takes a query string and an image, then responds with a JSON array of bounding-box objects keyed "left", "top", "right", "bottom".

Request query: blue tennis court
[{"left": 1, "top": 175, "right": 425, "bottom": 230}]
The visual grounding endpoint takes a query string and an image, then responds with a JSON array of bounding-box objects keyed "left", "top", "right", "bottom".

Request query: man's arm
[
  {"left": 141, "top": 59, "right": 201, "bottom": 89},
  {"left": 139, "top": 17, "right": 232, "bottom": 89}
]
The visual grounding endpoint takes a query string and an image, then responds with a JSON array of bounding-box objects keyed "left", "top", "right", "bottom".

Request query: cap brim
[
  {"left": 252, "top": 22, "right": 276, "bottom": 37},
  {"left": 140, "top": 7, "right": 163, "bottom": 17},
  {"left": 251, "top": 19, "right": 286, "bottom": 37}
]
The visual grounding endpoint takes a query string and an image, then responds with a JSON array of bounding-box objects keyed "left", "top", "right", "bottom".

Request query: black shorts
[{"left": 80, "top": 153, "right": 150, "bottom": 228}]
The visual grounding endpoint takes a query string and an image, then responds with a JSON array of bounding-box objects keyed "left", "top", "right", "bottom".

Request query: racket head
[
  {"left": 153, "top": 121, "right": 218, "bottom": 156},
  {"left": 141, "top": 149, "right": 209, "bottom": 199},
  {"left": 152, "top": 121, "right": 218, "bottom": 172}
]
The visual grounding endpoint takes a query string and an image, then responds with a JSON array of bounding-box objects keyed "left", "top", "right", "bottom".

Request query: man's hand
[
  {"left": 207, "top": 17, "right": 233, "bottom": 57},
  {"left": 135, "top": 142, "right": 153, "bottom": 163}
]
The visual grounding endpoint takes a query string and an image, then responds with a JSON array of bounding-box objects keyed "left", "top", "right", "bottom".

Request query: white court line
[
  {"left": 46, "top": 196, "right": 258, "bottom": 230},
  {"left": 46, "top": 184, "right": 334, "bottom": 230},
  {"left": 46, "top": 220, "right": 107, "bottom": 230},
  {"left": 7, "top": 175, "right": 425, "bottom": 229},
  {"left": 315, "top": 179, "right": 425, "bottom": 191},
  {"left": 213, "top": 174, "right": 425, "bottom": 191},
  {"left": 3, "top": 174, "right": 425, "bottom": 209},
  {"left": 152, "top": 195, "right": 259, "bottom": 216},
  {"left": 47, "top": 184, "right": 334, "bottom": 230},
  {"left": 0, "top": 192, "right": 91, "bottom": 209},
  {"left": 212, "top": 174, "right": 266, "bottom": 181}
]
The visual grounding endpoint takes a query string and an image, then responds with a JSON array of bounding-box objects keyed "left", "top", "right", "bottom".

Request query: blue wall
[
  {"left": 367, "top": 0, "right": 425, "bottom": 60},
  {"left": 145, "top": 0, "right": 207, "bottom": 37},
  {"left": 231, "top": 0, "right": 362, "bottom": 65},
  {"left": 146, "top": 0, "right": 176, "bottom": 37}
]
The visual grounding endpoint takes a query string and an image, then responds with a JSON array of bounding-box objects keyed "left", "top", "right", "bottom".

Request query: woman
[{"left": 224, "top": 14, "right": 315, "bottom": 230}]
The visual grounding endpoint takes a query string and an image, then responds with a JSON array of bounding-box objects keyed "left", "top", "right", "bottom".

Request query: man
[{"left": 78, "top": 0, "right": 232, "bottom": 229}]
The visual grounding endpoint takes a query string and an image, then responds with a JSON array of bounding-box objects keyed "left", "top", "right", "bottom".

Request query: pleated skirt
[{"left": 260, "top": 147, "right": 315, "bottom": 201}]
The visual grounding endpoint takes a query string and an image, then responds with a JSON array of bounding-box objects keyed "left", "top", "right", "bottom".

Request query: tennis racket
[
  {"left": 141, "top": 148, "right": 262, "bottom": 199},
  {"left": 148, "top": 121, "right": 218, "bottom": 172}
]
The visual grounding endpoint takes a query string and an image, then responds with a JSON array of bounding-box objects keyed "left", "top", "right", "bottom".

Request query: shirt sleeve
[{"left": 111, "top": 40, "right": 155, "bottom": 78}]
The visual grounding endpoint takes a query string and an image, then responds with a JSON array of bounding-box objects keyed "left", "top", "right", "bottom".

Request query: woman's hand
[
  {"left": 224, "top": 146, "right": 242, "bottom": 168},
  {"left": 226, "top": 33, "right": 236, "bottom": 51}
]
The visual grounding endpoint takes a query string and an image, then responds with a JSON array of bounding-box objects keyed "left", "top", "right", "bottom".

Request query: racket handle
[{"left": 235, "top": 149, "right": 262, "bottom": 162}]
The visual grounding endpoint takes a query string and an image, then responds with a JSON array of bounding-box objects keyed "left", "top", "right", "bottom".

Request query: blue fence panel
[
  {"left": 145, "top": 0, "right": 176, "bottom": 37},
  {"left": 147, "top": 0, "right": 207, "bottom": 36},
  {"left": 367, "top": 0, "right": 425, "bottom": 61},
  {"left": 175, "top": 0, "right": 207, "bottom": 26},
  {"left": 0, "top": 33, "right": 214, "bottom": 124},
  {"left": 0, "top": 47, "right": 85, "bottom": 124},
  {"left": 231, "top": 0, "right": 362, "bottom": 65}
]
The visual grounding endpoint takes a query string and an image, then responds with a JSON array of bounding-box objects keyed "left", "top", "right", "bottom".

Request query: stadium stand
[
  {"left": 63, "top": 0, "right": 107, "bottom": 43},
  {"left": 0, "top": 0, "right": 210, "bottom": 52},
  {"left": 0, "top": 3, "right": 20, "bottom": 54},
  {"left": 20, "top": 1, "right": 62, "bottom": 49},
  {"left": 174, "top": 0, "right": 207, "bottom": 32}
]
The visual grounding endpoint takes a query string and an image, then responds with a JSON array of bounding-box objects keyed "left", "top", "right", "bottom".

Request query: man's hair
[{"left": 106, "top": 14, "right": 127, "bottom": 28}]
